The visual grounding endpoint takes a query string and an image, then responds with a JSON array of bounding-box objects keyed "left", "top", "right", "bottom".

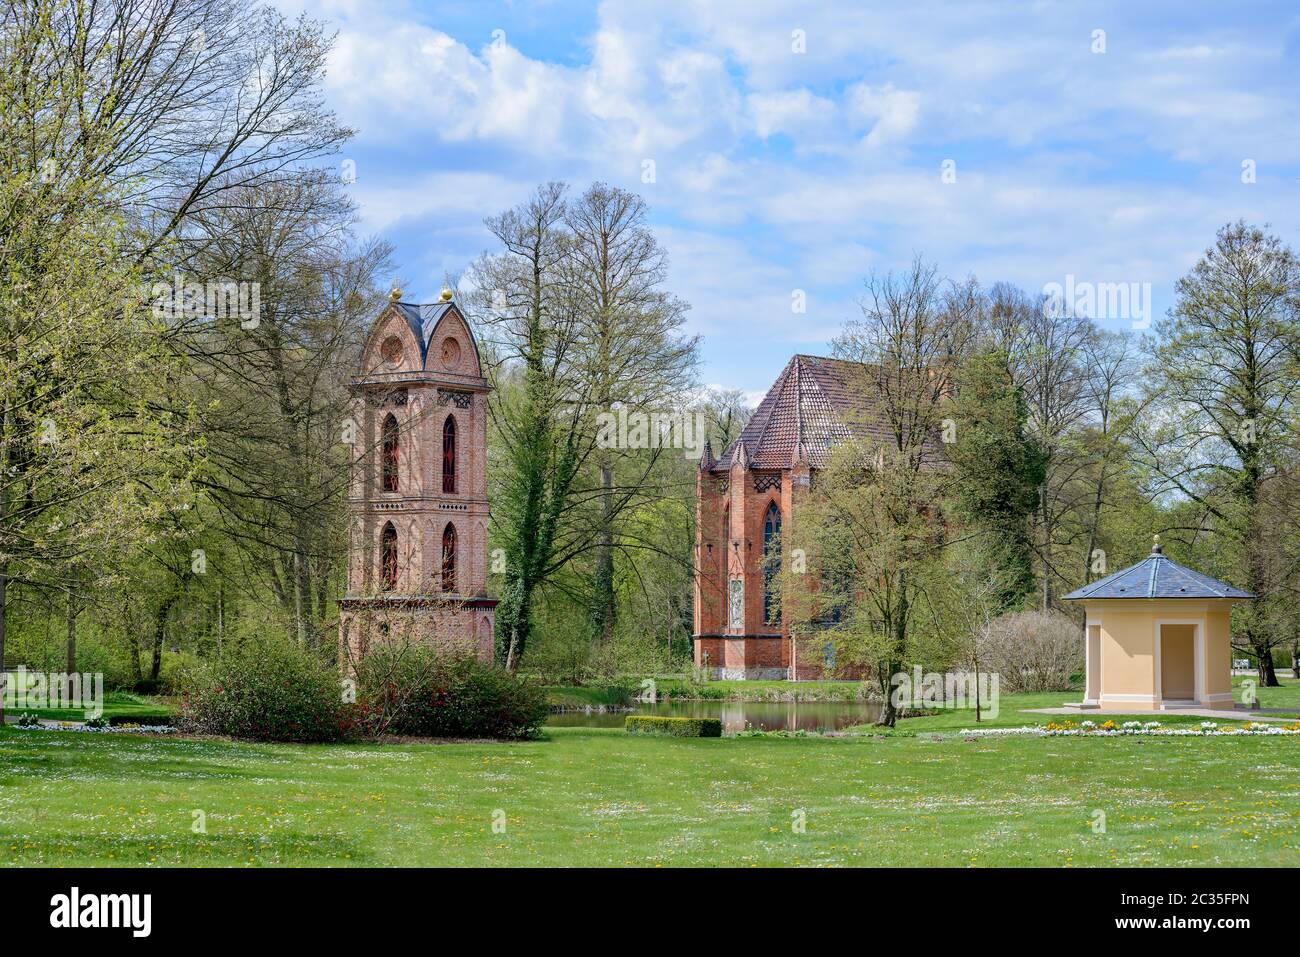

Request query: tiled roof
[
  {"left": 712, "top": 355, "right": 898, "bottom": 471},
  {"left": 1062, "top": 548, "right": 1254, "bottom": 601}
]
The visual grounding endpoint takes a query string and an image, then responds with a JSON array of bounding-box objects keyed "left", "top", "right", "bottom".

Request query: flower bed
[
  {"left": 960, "top": 719, "right": 1300, "bottom": 737},
  {"left": 12, "top": 720, "right": 176, "bottom": 734}
]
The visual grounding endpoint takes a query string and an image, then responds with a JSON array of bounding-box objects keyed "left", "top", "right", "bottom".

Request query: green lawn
[
  {"left": 859, "top": 685, "right": 1300, "bottom": 735},
  {"left": 3, "top": 722, "right": 1299, "bottom": 867},
  {"left": 3, "top": 691, "right": 172, "bottom": 724},
  {"left": 1240, "top": 673, "right": 1300, "bottom": 710}
]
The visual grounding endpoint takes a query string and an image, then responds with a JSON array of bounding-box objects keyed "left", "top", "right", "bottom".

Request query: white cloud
[
  {"left": 845, "top": 83, "right": 921, "bottom": 149},
  {"left": 288, "top": 0, "right": 1300, "bottom": 390}
]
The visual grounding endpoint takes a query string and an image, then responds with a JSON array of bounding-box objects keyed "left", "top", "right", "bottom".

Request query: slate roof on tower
[
  {"left": 392, "top": 301, "right": 456, "bottom": 365},
  {"left": 712, "top": 355, "right": 897, "bottom": 471}
]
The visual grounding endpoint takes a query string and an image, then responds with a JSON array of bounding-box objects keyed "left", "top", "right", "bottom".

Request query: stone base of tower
[{"left": 339, "top": 595, "right": 497, "bottom": 667}]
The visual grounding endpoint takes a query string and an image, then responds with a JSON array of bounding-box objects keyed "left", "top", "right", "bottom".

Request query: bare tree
[{"left": 563, "top": 183, "right": 697, "bottom": 644}]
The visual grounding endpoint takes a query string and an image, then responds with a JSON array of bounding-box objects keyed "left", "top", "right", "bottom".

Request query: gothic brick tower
[{"left": 338, "top": 288, "right": 496, "bottom": 665}]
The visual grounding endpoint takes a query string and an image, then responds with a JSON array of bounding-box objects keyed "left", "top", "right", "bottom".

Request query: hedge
[{"left": 625, "top": 715, "right": 722, "bottom": 737}]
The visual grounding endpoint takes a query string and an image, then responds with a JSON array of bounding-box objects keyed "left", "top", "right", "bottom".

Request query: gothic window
[
  {"left": 441, "top": 522, "right": 457, "bottom": 593},
  {"left": 763, "top": 502, "right": 781, "bottom": 625},
  {"left": 382, "top": 414, "right": 399, "bottom": 492},
  {"left": 442, "top": 415, "right": 457, "bottom": 494},
  {"left": 380, "top": 522, "right": 397, "bottom": 591}
]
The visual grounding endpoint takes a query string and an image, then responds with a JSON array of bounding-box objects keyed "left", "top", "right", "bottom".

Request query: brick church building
[
  {"left": 338, "top": 288, "right": 496, "bottom": 664},
  {"left": 694, "top": 354, "right": 886, "bottom": 680}
]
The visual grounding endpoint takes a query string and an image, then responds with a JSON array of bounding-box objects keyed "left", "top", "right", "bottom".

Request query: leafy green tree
[{"left": 946, "top": 348, "right": 1046, "bottom": 609}]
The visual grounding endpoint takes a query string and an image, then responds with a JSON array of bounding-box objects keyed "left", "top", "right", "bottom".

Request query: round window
[
  {"left": 440, "top": 336, "right": 462, "bottom": 370},
  {"left": 380, "top": 335, "right": 404, "bottom": 365}
]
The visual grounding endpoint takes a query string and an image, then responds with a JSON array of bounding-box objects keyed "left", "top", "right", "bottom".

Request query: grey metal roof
[
  {"left": 393, "top": 302, "right": 454, "bottom": 364},
  {"left": 1062, "top": 546, "right": 1254, "bottom": 601}
]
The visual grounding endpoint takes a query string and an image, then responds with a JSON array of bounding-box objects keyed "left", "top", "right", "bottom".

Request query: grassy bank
[{"left": 545, "top": 678, "right": 874, "bottom": 705}]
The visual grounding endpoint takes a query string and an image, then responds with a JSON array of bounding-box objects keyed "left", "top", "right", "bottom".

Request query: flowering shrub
[
  {"left": 178, "top": 638, "right": 350, "bottom": 743},
  {"left": 354, "top": 648, "right": 548, "bottom": 740}
]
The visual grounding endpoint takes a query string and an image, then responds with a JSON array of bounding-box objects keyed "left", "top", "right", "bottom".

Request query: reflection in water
[{"left": 548, "top": 698, "right": 881, "bottom": 732}]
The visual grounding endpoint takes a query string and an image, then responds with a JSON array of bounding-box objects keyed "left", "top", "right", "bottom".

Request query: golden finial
[
  {"left": 1152, "top": 533, "right": 1162, "bottom": 554},
  {"left": 439, "top": 286, "right": 453, "bottom": 302},
  {"left": 389, "top": 286, "right": 403, "bottom": 301}
]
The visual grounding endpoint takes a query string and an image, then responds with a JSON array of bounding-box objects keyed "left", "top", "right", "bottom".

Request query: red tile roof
[{"left": 712, "top": 354, "right": 898, "bottom": 471}]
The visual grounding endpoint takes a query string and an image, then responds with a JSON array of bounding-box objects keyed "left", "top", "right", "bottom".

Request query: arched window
[
  {"left": 382, "top": 414, "right": 399, "bottom": 492},
  {"left": 380, "top": 522, "right": 397, "bottom": 591},
  {"left": 442, "top": 415, "right": 457, "bottom": 494},
  {"left": 762, "top": 502, "right": 781, "bottom": 625},
  {"left": 441, "top": 522, "right": 457, "bottom": 592}
]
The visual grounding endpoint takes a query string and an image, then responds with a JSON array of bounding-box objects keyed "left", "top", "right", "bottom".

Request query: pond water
[{"left": 548, "top": 698, "right": 881, "bottom": 732}]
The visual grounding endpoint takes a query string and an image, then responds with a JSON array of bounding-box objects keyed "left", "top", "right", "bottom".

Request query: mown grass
[
  {"left": 2, "top": 721, "right": 1298, "bottom": 867},
  {"left": 3, "top": 691, "right": 172, "bottom": 724},
  {"left": 856, "top": 682, "right": 1300, "bottom": 736}
]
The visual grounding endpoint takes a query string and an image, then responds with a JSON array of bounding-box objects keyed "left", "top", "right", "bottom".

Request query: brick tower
[{"left": 338, "top": 288, "right": 496, "bottom": 664}]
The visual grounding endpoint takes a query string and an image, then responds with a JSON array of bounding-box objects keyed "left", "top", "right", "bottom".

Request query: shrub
[
  {"left": 355, "top": 648, "right": 548, "bottom": 740},
  {"left": 625, "top": 716, "right": 722, "bottom": 737},
  {"left": 178, "top": 638, "right": 348, "bottom": 742},
  {"left": 976, "top": 610, "right": 1082, "bottom": 693}
]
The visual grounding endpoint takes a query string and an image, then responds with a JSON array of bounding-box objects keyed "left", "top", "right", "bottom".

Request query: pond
[{"left": 548, "top": 698, "right": 882, "bottom": 732}]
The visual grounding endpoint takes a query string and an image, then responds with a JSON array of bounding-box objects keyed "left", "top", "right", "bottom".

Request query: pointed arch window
[
  {"left": 762, "top": 502, "right": 781, "bottom": 626},
  {"left": 382, "top": 414, "right": 400, "bottom": 492},
  {"left": 442, "top": 415, "right": 457, "bottom": 494},
  {"left": 441, "top": 522, "right": 457, "bottom": 593},
  {"left": 380, "top": 522, "right": 398, "bottom": 591}
]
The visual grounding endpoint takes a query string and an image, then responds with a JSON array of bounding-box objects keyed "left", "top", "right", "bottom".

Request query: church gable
[
  {"left": 361, "top": 304, "right": 425, "bottom": 376},
  {"left": 424, "top": 305, "right": 483, "bottom": 379}
]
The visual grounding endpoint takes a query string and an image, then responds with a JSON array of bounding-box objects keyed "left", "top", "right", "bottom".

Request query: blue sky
[{"left": 278, "top": 0, "right": 1300, "bottom": 398}]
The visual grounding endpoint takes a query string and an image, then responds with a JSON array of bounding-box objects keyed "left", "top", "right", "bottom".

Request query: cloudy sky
[{"left": 277, "top": 0, "right": 1300, "bottom": 396}]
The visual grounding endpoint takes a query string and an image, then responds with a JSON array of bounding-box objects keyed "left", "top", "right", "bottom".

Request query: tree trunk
[
  {"left": 1258, "top": 652, "right": 1278, "bottom": 688},
  {"left": 1039, "top": 487, "right": 1053, "bottom": 612},
  {"left": 127, "top": 630, "right": 144, "bottom": 685},
  {"left": 150, "top": 596, "right": 176, "bottom": 683},
  {"left": 592, "top": 461, "right": 616, "bottom": 643},
  {"left": 875, "top": 659, "right": 898, "bottom": 728},
  {"left": 0, "top": 566, "right": 7, "bottom": 721},
  {"left": 65, "top": 588, "right": 78, "bottom": 700}
]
